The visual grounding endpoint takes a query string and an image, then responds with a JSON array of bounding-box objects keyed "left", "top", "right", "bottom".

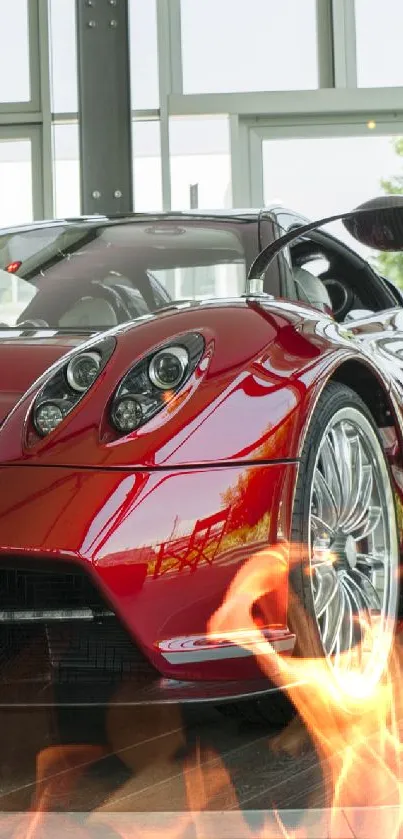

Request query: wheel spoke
[
  {"left": 352, "top": 506, "right": 382, "bottom": 541},
  {"left": 339, "top": 436, "right": 363, "bottom": 530},
  {"left": 308, "top": 404, "right": 398, "bottom": 684},
  {"left": 340, "top": 584, "right": 354, "bottom": 654},
  {"left": 311, "top": 514, "right": 335, "bottom": 538},
  {"left": 319, "top": 436, "right": 343, "bottom": 513},
  {"left": 346, "top": 466, "right": 374, "bottom": 534},
  {"left": 356, "top": 553, "right": 385, "bottom": 571},
  {"left": 313, "top": 470, "right": 339, "bottom": 532},
  {"left": 350, "top": 569, "right": 382, "bottom": 611},
  {"left": 314, "top": 565, "right": 339, "bottom": 617},
  {"left": 324, "top": 585, "right": 345, "bottom": 655},
  {"left": 341, "top": 574, "right": 365, "bottom": 614},
  {"left": 330, "top": 423, "right": 352, "bottom": 517}
]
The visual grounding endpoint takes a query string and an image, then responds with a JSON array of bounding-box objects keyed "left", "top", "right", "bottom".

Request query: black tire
[{"left": 218, "top": 382, "right": 399, "bottom": 727}]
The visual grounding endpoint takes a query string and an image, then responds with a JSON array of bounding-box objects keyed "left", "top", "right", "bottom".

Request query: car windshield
[{"left": 0, "top": 219, "right": 256, "bottom": 331}]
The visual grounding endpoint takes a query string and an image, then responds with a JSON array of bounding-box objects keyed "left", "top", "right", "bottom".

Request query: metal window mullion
[
  {"left": 76, "top": 0, "right": 133, "bottom": 216},
  {"left": 27, "top": 0, "right": 42, "bottom": 112},
  {"left": 332, "top": 0, "right": 357, "bottom": 88},
  {"left": 316, "top": 0, "right": 335, "bottom": 88},
  {"left": 230, "top": 115, "right": 252, "bottom": 208},
  {"left": 249, "top": 127, "right": 264, "bottom": 207},
  {"left": 156, "top": 0, "right": 182, "bottom": 211},
  {"left": 51, "top": 110, "right": 161, "bottom": 124},
  {"left": 169, "top": 87, "right": 403, "bottom": 117},
  {"left": 0, "top": 113, "right": 42, "bottom": 125},
  {"left": 37, "top": 0, "right": 54, "bottom": 219},
  {"left": 30, "top": 125, "right": 46, "bottom": 220},
  {"left": 167, "top": 0, "right": 183, "bottom": 95}
]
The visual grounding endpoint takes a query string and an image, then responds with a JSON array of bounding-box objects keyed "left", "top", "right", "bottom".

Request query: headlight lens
[
  {"left": 110, "top": 333, "right": 204, "bottom": 434},
  {"left": 111, "top": 396, "right": 143, "bottom": 433},
  {"left": 149, "top": 347, "right": 189, "bottom": 390},
  {"left": 66, "top": 351, "right": 102, "bottom": 392},
  {"left": 34, "top": 401, "right": 69, "bottom": 436},
  {"left": 31, "top": 336, "right": 115, "bottom": 438}
]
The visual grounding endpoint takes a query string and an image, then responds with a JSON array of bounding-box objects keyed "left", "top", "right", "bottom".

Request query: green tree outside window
[{"left": 376, "top": 138, "right": 403, "bottom": 288}]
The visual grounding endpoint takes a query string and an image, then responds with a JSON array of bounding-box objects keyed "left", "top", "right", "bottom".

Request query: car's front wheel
[{"left": 219, "top": 382, "right": 399, "bottom": 726}]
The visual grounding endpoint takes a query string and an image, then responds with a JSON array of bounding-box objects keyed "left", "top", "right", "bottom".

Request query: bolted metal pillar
[{"left": 76, "top": 0, "right": 133, "bottom": 216}]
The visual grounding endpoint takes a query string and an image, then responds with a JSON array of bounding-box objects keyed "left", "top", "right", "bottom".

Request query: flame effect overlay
[{"left": 3, "top": 543, "right": 402, "bottom": 839}]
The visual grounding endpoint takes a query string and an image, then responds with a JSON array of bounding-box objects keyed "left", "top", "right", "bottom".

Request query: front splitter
[{"left": 0, "top": 671, "right": 303, "bottom": 708}]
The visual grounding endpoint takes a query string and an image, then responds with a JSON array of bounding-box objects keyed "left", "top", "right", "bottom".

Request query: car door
[{"left": 271, "top": 208, "right": 403, "bottom": 392}]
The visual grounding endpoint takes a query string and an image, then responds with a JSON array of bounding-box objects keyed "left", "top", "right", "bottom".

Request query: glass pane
[
  {"left": 49, "top": 0, "right": 78, "bottom": 113},
  {"left": 153, "top": 263, "right": 245, "bottom": 301},
  {"left": 133, "top": 121, "right": 162, "bottom": 211},
  {"left": 53, "top": 123, "right": 81, "bottom": 219},
  {"left": 181, "top": 0, "right": 318, "bottom": 94},
  {"left": 0, "top": 139, "right": 33, "bottom": 227},
  {"left": 0, "top": 220, "right": 250, "bottom": 328},
  {"left": 129, "top": 0, "right": 159, "bottom": 110},
  {"left": 0, "top": 0, "right": 30, "bottom": 102},
  {"left": 356, "top": 0, "right": 403, "bottom": 88},
  {"left": 262, "top": 133, "right": 402, "bottom": 258},
  {"left": 170, "top": 117, "right": 232, "bottom": 210}
]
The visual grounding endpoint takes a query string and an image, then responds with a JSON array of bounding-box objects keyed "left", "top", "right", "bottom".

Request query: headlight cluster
[
  {"left": 32, "top": 337, "right": 116, "bottom": 437},
  {"left": 110, "top": 333, "right": 204, "bottom": 434}
]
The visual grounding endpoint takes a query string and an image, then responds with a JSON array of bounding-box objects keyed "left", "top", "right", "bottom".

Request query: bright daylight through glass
[{"left": 1, "top": 2, "right": 403, "bottom": 838}]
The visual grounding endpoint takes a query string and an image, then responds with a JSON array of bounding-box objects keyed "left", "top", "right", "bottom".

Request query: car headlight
[
  {"left": 66, "top": 351, "right": 102, "bottom": 392},
  {"left": 110, "top": 333, "right": 204, "bottom": 434},
  {"left": 148, "top": 346, "right": 189, "bottom": 390},
  {"left": 32, "top": 337, "right": 115, "bottom": 438}
]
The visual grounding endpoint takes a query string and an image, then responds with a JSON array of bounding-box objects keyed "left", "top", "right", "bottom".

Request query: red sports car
[{"left": 0, "top": 197, "right": 402, "bottom": 723}]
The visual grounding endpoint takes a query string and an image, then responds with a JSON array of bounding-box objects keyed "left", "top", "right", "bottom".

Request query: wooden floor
[
  {"left": 2, "top": 632, "right": 403, "bottom": 823},
  {"left": 0, "top": 702, "right": 327, "bottom": 815}
]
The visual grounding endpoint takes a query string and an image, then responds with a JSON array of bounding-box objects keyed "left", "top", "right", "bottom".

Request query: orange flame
[
  {"left": 10, "top": 544, "right": 403, "bottom": 839},
  {"left": 208, "top": 543, "right": 403, "bottom": 838}
]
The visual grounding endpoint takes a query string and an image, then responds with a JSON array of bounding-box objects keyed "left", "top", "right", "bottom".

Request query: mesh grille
[
  {"left": 0, "top": 622, "right": 154, "bottom": 684},
  {"left": 46, "top": 622, "right": 153, "bottom": 682},
  {"left": 0, "top": 560, "right": 156, "bottom": 684},
  {"left": 0, "top": 561, "right": 106, "bottom": 612}
]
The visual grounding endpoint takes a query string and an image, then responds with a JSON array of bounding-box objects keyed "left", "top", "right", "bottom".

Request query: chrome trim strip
[
  {"left": 158, "top": 633, "right": 295, "bottom": 664},
  {"left": 0, "top": 608, "right": 113, "bottom": 623}
]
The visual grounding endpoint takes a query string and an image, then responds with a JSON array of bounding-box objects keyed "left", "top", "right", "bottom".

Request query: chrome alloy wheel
[{"left": 309, "top": 406, "right": 398, "bottom": 692}]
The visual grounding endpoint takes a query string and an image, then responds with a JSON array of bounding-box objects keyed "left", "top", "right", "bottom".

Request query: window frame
[{"left": 3, "top": 0, "right": 403, "bottom": 225}]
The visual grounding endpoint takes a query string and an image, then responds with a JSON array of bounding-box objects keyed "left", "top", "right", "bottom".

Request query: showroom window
[
  {"left": 52, "top": 123, "right": 80, "bottom": 219},
  {"left": 48, "top": 0, "right": 78, "bottom": 113},
  {"left": 54, "top": 119, "right": 163, "bottom": 218},
  {"left": 356, "top": 0, "right": 403, "bottom": 88},
  {"left": 132, "top": 121, "right": 163, "bottom": 212},
  {"left": 263, "top": 133, "right": 403, "bottom": 256},
  {"left": 0, "top": 0, "right": 30, "bottom": 103},
  {"left": 129, "top": 0, "right": 159, "bottom": 110},
  {"left": 180, "top": 0, "right": 318, "bottom": 94},
  {"left": 170, "top": 117, "right": 232, "bottom": 210},
  {"left": 0, "top": 139, "right": 33, "bottom": 226}
]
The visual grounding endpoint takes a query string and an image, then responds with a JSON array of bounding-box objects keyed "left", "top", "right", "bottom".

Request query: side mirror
[
  {"left": 343, "top": 196, "right": 403, "bottom": 251},
  {"left": 248, "top": 195, "right": 403, "bottom": 284}
]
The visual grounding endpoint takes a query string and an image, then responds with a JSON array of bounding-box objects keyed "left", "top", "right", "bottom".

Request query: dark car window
[{"left": 0, "top": 218, "right": 262, "bottom": 330}]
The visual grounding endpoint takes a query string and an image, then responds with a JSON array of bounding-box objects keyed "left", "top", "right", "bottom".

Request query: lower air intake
[{"left": 0, "top": 560, "right": 156, "bottom": 685}]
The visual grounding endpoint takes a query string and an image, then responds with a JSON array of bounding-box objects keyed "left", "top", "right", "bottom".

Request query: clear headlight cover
[
  {"left": 110, "top": 333, "right": 204, "bottom": 434},
  {"left": 32, "top": 336, "right": 116, "bottom": 438}
]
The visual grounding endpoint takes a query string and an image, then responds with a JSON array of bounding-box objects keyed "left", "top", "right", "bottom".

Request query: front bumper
[{"left": 0, "top": 461, "right": 297, "bottom": 704}]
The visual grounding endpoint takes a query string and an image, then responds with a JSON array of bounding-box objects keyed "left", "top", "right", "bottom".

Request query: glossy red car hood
[{"left": 0, "top": 332, "right": 88, "bottom": 423}]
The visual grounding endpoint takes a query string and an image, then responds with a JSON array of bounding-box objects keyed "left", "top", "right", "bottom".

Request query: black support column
[{"left": 76, "top": 0, "right": 133, "bottom": 215}]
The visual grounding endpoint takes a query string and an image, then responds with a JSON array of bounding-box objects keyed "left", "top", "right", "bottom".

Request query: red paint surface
[
  {"left": 0, "top": 461, "right": 296, "bottom": 681},
  {"left": 1, "top": 297, "right": 403, "bottom": 688},
  {"left": 0, "top": 299, "right": 352, "bottom": 470}
]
